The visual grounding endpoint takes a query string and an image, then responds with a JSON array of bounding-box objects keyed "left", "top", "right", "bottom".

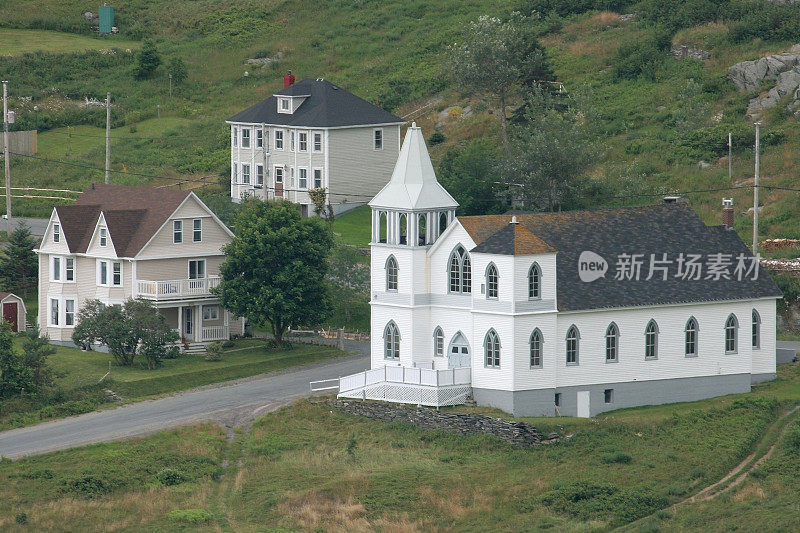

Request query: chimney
[
  {"left": 509, "top": 215, "right": 519, "bottom": 225},
  {"left": 722, "top": 198, "right": 734, "bottom": 229},
  {"left": 283, "top": 70, "right": 295, "bottom": 88}
]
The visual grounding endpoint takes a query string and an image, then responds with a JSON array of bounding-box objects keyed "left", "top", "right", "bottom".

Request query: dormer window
[
  {"left": 99, "top": 228, "right": 107, "bottom": 247},
  {"left": 53, "top": 223, "right": 60, "bottom": 243},
  {"left": 280, "top": 98, "right": 289, "bottom": 111}
]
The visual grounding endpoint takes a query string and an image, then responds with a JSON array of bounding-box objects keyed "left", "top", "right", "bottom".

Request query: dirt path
[{"left": 616, "top": 404, "right": 800, "bottom": 531}]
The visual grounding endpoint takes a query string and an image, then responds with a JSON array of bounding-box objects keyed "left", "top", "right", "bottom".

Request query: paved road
[
  {"left": 5, "top": 217, "right": 48, "bottom": 236},
  {"left": 0, "top": 353, "right": 369, "bottom": 459},
  {"left": 777, "top": 341, "right": 800, "bottom": 351}
]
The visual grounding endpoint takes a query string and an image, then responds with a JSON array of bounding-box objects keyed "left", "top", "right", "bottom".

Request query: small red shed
[{"left": 0, "top": 292, "right": 26, "bottom": 332}]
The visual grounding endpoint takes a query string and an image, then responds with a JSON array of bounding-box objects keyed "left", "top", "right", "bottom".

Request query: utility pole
[
  {"left": 753, "top": 122, "right": 760, "bottom": 255},
  {"left": 105, "top": 92, "right": 111, "bottom": 184},
  {"left": 3, "top": 80, "right": 11, "bottom": 234},
  {"left": 728, "top": 132, "right": 732, "bottom": 182}
]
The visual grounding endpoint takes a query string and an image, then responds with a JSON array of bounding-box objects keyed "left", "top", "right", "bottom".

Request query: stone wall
[{"left": 330, "top": 399, "right": 559, "bottom": 448}]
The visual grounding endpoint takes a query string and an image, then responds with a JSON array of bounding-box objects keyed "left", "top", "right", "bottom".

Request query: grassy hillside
[
  {"left": 1, "top": 0, "right": 798, "bottom": 238},
  {"left": 1, "top": 363, "right": 798, "bottom": 530}
]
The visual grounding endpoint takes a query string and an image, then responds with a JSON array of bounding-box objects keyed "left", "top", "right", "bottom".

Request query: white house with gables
[
  {"left": 337, "top": 124, "right": 781, "bottom": 417},
  {"left": 35, "top": 184, "right": 244, "bottom": 347},
  {"left": 227, "top": 77, "right": 404, "bottom": 216}
]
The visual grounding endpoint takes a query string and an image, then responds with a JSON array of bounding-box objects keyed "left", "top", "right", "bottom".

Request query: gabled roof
[
  {"left": 369, "top": 123, "right": 459, "bottom": 210},
  {"left": 227, "top": 78, "right": 404, "bottom": 128},
  {"left": 54, "top": 184, "right": 190, "bottom": 257},
  {"left": 460, "top": 203, "right": 782, "bottom": 311},
  {"left": 471, "top": 222, "right": 556, "bottom": 255}
]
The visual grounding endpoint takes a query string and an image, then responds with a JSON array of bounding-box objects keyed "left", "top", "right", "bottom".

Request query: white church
[{"left": 337, "top": 124, "right": 781, "bottom": 417}]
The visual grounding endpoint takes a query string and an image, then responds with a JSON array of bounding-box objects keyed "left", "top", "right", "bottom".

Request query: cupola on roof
[{"left": 369, "top": 123, "right": 459, "bottom": 211}]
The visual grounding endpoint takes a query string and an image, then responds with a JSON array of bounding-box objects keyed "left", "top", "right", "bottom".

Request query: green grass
[
  {"left": 0, "top": 362, "right": 798, "bottom": 531},
  {"left": 333, "top": 206, "right": 373, "bottom": 247},
  {"left": 0, "top": 28, "right": 139, "bottom": 55},
  {"left": 0, "top": 338, "right": 347, "bottom": 431}
]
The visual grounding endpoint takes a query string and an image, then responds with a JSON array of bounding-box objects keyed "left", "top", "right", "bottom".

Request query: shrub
[
  {"left": 428, "top": 132, "right": 446, "bottom": 145},
  {"left": 205, "top": 341, "right": 223, "bottom": 362},
  {"left": 15, "top": 512, "right": 28, "bottom": 524},
  {"left": 221, "top": 340, "right": 235, "bottom": 349},
  {"left": 601, "top": 451, "right": 632, "bottom": 464},
  {"left": 167, "top": 509, "right": 214, "bottom": 524},
  {"left": 782, "top": 421, "right": 800, "bottom": 454},
  {"left": 689, "top": 467, "right": 706, "bottom": 480},
  {"left": 155, "top": 468, "right": 187, "bottom": 486},
  {"left": 64, "top": 475, "right": 112, "bottom": 498},
  {"left": 611, "top": 31, "right": 671, "bottom": 81}
]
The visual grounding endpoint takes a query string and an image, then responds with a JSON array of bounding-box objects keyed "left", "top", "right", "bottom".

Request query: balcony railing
[
  {"left": 137, "top": 276, "right": 220, "bottom": 300},
  {"left": 201, "top": 325, "right": 229, "bottom": 341}
]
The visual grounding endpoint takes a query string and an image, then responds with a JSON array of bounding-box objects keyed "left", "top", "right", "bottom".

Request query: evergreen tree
[
  {"left": 0, "top": 221, "right": 38, "bottom": 297},
  {"left": 0, "top": 322, "right": 33, "bottom": 398},
  {"left": 21, "top": 326, "right": 56, "bottom": 389},
  {"left": 167, "top": 56, "right": 188, "bottom": 84},
  {"left": 135, "top": 40, "right": 162, "bottom": 79}
]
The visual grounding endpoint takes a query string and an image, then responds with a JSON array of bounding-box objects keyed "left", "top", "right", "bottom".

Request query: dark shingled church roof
[
  {"left": 460, "top": 203, "right": 782, "bottom": 312},
  {"left": 227, "top": 78, "right": 404, "bottom": 128}
]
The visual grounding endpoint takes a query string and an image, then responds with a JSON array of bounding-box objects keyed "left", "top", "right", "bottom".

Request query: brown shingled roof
[
  {"left": 471, "top": 221, "right": 557, "bottom": 255},
  {"left": 55, "top": 184, "right": 190, "bottom": 257}
]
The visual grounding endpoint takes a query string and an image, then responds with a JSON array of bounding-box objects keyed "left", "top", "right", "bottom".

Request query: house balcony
[{"left": 137, "top": 276, "right": 221, "bottom": 301}]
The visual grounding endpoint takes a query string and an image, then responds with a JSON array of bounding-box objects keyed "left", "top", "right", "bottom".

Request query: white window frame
[
  {"left": 685, "top": 317, "right": 699, "bottom": 358},
  {"left": 202, "top": 305, "right": 219, "bottom": 321},
  {"left": 50, "top": 298, "right": 59, "bottom": 326},
  {"left": 241, "top": 128, "right": 250, "bottom": 148},
  {"left": 312, "top": 131, "right": 323, "bottom": 153},
  {"left": 298, "top": 167, "right": 308, "bottom": 189},
  {"left": 298, "top": 131, "right": 308, "bottom": 152},
  {"left": 605, "top": 323, "right": 619, "bottom": 363},
  {"left": 274, "top": 166, "right": 284, "bottom": 184},
  {"left": 384, "top": 321, "right": 400, "bottom": 360},
  {"left": 274, "top": 129, "right": 284, "bottom": 150},
  {"left": 188, "top": 259, "right": 206, "bottom": 280},
  {"left": 65, "top": 257, "right": 75, "bottom": 282},
  {"left": 256, "top": 129, "right": 263, "bottom": 148},
  {"left": 530, "top": 329, "right": 543, "bottom": 369},
  {"left": 242, "top": 163, "right": 251, "bottom": 185},
  {"left": 373, "top": 128, "right": 383, "bottom": 150},
  {"left": 173, "top": 220, "right": 183, "bottom": 244},
  {"left": 433, "top": 326, "right": 444, "bottom": 357},
  {"left": 232, "top": 164, "right": 238, "bottom": 183},
  {"left": 566, "top": 325, "right": 580, "bottom": 366},
  {"left": 193, "top": 219, "right": 202, "bottom": 243},
  {"left": 256, "top": 164, "right": 264, "bottom": 185},
  {"left": 232, "top": 126, "right": 238, "bottom": 147},
  {"left": 280, "top": 98, "right": 289, "bottom": 111},
  {"left": 97, "top": 260, "right": 122, "bottom": 287},
  {"left": 313, "top": 167, "right": 323, "bottom": 189},
  {"left": 53, "top": 223, "right": 60, "bottom": 243},
  {"left": 752, "top": 310, "right": 761, "bottom": 350},
  {"left": 484, "top": 329, "right": 500, "bottom": 368},
  {"left": 99, "top": 227, "right": 107, "bottom": 247},
  {"left": 290, "top": 130, "right": 295, "bottom": 152},
  {"left": 645, "top": 320, "right": 659, "bottom": 360},
  {"left": 725, "top": 314, "right": 738, "bottom": 354},
  {"left": 65, "top": 299, "right": 75, "bottom": 326},
  {"left": 52, "top": 256, "right": 62, "bottom": 282}
]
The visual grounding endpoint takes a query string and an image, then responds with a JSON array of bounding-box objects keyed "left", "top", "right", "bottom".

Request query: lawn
[
  {"left": 0, "top": 338, "right": 347, "bottom": 430},
  {"left": 0, "top": 29, "right": 139, "bottom": 55},
  {"left": 333, "top": 205, "right": 372, "bottom": 247},
  {"left": 0, "top": 362, "right": 797, "bottom": 531}
]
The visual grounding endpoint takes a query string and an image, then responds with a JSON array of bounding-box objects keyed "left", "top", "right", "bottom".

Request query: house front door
[
  {"left": 448, "top": 332, "right": 470, "bottom": 369},
  {"left": 183, "top": 307, "right": 194, "bottom": 341}
]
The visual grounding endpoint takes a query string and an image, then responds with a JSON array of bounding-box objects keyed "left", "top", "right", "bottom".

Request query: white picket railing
[
  {"left": 201, "top": 325, "right": 229, "bottom": 341},
  {"left": 338, "top": 366, "right": 471, "bottom": 395},
  {"left": 137, "top": 276, "right": 220, "bottom": 300}
]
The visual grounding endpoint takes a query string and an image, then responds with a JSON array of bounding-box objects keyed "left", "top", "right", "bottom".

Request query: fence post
[
  {"left": 453, "top": 368, "right": 456, "bottom": 384},
  {"left": 337, "top": 327, "right": 345, "bottom": 351}
]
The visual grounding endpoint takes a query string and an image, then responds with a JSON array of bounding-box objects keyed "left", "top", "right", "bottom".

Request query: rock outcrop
[
  {"left": 330, "top": 399, "right": 559, "bottom": 448},
  {"left": 728, "top": 45, "right": 800, "bottom": 117}
]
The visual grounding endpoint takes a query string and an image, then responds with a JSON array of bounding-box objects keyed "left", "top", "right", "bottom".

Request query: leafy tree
[
  {"left": 72, "top": 299, "right": 178, "bottom": 368},
  {"left": 135, "top": 40, "right": 162, "bottom": 80},
  {"left": 21, "top": 326, "right": 56, "bottom": 389},
  {"left": 447, "top": 13, "right": 553, "bottom": 153},
  {"left": 167, "top": 56, "right": 188, "bottom": 84},
  {"left": 497, "top": 89, "right": 600, "bottom": 212},
  {"left": 438, "top": 139, "right": 507, "bottom": 216},
  {"left": 308, "top": 187, "right": 335, "bottom": 227},
  {"left": 0, "top": 221, "right": 38, "bottom": 297},
  {"left": 0, "top": 321, "right": 34, "bottom": 398},
  {"left": 214, "top": 199, "right": 333, "bottom": 343},
  {"left": 326, "top": 244, "right": 369, "bottom": 329}
]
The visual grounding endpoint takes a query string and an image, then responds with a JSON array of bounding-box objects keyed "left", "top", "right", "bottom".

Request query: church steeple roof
[{"left": 369, "top": 123, "right": 459, "bottom": 210}]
